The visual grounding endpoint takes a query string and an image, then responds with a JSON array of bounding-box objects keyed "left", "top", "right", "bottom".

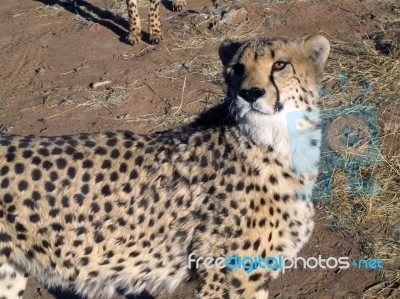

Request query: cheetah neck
[
  {"left": 238, "top": 113, "right": 289, "bottom": 157},
  {"left": 237, "top": 108, "right": 321, "bottom": 177}
]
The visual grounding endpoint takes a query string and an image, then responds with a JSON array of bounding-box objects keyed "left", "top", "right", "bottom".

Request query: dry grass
[
  {"left": 170, "top": 13, "right": 266, "bottom": 50},
  {"left": 73, "top": 13, "right": 94, "bottom": 29},
  {"left": 317, "top": 23, "right": 400, "bottom": 298},
  {"left": 155, "top": 54, "right": 223, "bottom": 83},
  {"left": 83, "top": 82, "right": 145, "bottom": 110},
  {"left": 35, "top": 4, "right": 63, "bottom": 17}
]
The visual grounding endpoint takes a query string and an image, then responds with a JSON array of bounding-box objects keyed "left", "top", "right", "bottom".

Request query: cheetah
[
  {"left": 125, "top": 0, "right": 186, "bottom": 45},
  {"left": 0, "top": 35, "right": 329, "bottom": 298}
]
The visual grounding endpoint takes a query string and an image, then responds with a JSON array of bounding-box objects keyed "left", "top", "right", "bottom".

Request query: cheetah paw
[
  {"left": 149, "top": 34, "right": 163, "bottom": 45},
  {"left": 172, "top": 3, "right": 185, "bottom": 11},
  {"left": 126, "top": 33, "right": 141, "bottom": 46}
]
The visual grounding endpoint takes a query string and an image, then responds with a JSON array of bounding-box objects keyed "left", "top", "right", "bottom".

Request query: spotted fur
[
  {"left": 0, "top": 35, "right": 329, "bottom": 298},
  {"left": 125, "top": 0, "right": 186, "bottom": 45}
]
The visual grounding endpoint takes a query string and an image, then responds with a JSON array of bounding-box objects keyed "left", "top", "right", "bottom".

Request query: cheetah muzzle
[{"left": 0, "top": 35, "right": 329, "bottom": 298}]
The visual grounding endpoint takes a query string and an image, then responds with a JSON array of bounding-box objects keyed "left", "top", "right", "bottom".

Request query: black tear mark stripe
[{"left": 269, "top": 71, "right": 282, "bottom": 112}]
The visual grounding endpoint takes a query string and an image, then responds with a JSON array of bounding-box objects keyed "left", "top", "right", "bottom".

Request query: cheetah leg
[
  {"left": 171, "top": 0, "right": 186, "bottom": 11},
  {"left": 125, "top": 0, "right": 142, "bottom": 45},
  {"left": 0, "top": 262, "right": 28, "bottom": 299},
  {"left": 191, "top": 230, "right": 276, "bottom": 299},
  {"left": 193, "top": 267, "right": 231, "bottom": 299},
  {"left": 148, "top": 0, "right": 162, "bottom": 44},
  {"left": 194, "top": 266, "right": 272, "bottom": 299}
]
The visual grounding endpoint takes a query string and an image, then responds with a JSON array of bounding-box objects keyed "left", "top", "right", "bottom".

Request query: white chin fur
[
  {"left": 237, "top": 110, "right": 290, "bottom": 156},
  {"left": 235, "top": 96, "right": 274, "bottom": 118},
  {"left": 236, "top": 101, "right": 322, "bottom": 176}
]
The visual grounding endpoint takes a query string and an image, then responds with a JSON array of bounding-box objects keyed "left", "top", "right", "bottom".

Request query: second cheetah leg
[
  {"left": 126, "top": 0, "right": 142, "bottom": 45},
  {"left": 148, "top": 0, "right": 162, "bottom": 44}
]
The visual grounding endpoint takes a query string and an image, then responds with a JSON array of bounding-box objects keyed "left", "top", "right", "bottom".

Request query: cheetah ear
[
  {"left": 219, "top": 40, "right": 243, "bottom": 84},
  {"left": 303, "top": 35, "right": 330, "bottom": 71},
  {"left": 219, "top": 40, "right": 243, "bottom": 67}
]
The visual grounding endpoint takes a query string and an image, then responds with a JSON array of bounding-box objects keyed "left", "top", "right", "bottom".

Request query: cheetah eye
[
  {"left": 272, "top": 61, "right": 287, "bottom": 71},
  {"left": 233, "top": 64, "right": 245, "bottom": 76}
]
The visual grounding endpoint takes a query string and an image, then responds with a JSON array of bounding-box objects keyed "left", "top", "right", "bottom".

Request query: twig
[
  {"left": 173, "top": 77, "right": 186, "bottom": 115},
  {"left": 59, "top": 65, "right": 91, "bottom": 75}
]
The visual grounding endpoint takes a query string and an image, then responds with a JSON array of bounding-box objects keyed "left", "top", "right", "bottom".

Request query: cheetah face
[
  {"left": 220, "top": 35, "right": 330, "bottom": 117},
  {"left": 219, "top": 35, "right": 330, "bottom": 150}
]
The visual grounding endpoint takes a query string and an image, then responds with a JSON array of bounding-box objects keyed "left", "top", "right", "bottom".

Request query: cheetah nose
[{"left": 238, "top": 88, "right": 265, "bottom": 103}]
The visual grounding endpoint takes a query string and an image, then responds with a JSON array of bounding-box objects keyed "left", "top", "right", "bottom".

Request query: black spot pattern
[{"left": 0, "top": 36, "right": 322, "bottom": 297}]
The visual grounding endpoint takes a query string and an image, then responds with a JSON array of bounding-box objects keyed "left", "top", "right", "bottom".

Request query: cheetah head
[{"left": 219, "top": 35, "right": 330, "bottom": 153}]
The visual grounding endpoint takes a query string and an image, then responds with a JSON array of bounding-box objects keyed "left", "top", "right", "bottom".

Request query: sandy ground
[{"left": 0, "top": 0, "right": 399, "bottom": 298}]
